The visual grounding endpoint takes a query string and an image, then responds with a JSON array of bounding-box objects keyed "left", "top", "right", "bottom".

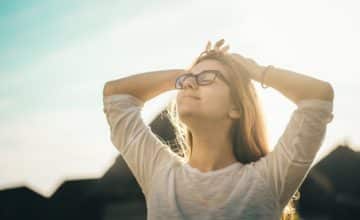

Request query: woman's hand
[
  {"left": 198, "top": 39, "right": 266, "bottom": 82},
  {"left": 230, "top": 52, "right": 266, "bottom": 82},
  {"left": 204, "top": 39, "right": 230, "bottom": 55}
]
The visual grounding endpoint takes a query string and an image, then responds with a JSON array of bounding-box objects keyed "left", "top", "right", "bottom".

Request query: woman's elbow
[
  {"left": 103, "top": 81, "right": 113, "bottom": 97},
  {"left": 322, "top": 82, "right": 335, "bottom": 102}
]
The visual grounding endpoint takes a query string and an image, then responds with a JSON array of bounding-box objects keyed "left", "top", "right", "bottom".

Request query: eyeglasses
[{"left": 175, "top": 70, "right": 229, "bottom": 89}]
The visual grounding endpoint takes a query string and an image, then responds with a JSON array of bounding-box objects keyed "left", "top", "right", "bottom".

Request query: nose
[{"left": 182, "top": 75, "right": 198, "bottom": 89}]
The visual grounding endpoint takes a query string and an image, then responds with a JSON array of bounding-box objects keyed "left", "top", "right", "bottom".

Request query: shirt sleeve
[
  {"left": 252, "top": 98, "right": 334, "bottom": 209},
  {"left": 103, "top": 93, "right": 180, "bottom": 197}
]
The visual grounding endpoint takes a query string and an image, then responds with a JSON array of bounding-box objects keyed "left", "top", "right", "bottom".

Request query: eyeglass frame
[{"left": 174, "top": 69, "right": 231, "bottom": 89}]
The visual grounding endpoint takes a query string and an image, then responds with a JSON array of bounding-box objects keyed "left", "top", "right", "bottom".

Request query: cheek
[
  {"left": 204, "top": 85, "right": 231, "bottom": 105},
  {"left": 210, "top": 97, "right": 230, "bottom": 110},
  {"left": 204, "top": 91, "right": 232, "bottom": 114}
]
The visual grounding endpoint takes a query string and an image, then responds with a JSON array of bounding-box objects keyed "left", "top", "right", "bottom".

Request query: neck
[{"left": 187, "top": 127, "right": 238, "bottom": 172}]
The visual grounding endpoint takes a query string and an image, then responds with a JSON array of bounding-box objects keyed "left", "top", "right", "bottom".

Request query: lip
[{"left": 183, "top": 95, "right": 200, "bottom": 100}]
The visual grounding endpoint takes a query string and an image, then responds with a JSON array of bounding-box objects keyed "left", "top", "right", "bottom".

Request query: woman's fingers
[
  {"left": 220, "top": 45, "right": 230, "bottom": 53},
  {"left": 204, "top": 38, "right": 229, "bottom": 54},
  {"left": 205, "top": 41, "right": 212, "bottom": 51},
  {"left": 215, "top": 39, "right": 225, "bottom": 50}
]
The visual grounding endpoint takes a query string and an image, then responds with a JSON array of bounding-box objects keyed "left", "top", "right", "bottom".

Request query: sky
[{"left": 1, "top": 0, "right": 359, "bottom": 197}]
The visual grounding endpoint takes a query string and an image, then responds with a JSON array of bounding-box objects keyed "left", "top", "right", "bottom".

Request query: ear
[{"left": 228, "top": 107, "right": 241, "bottom": 119}]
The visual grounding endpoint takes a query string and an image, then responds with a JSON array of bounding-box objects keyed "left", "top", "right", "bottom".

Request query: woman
[{"left": 103, "top": 39, "right": 334, "bottom": 220}]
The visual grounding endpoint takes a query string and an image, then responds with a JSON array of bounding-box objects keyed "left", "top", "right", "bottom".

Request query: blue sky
[
  {"left": 0, "top": 0, "right": 169, "bottom": 72},
  {"left": 1, "top": 0, "right": 359, "bottom": 197},
  {"left": 1, "top": 0, "right": 172, "bottom": 118}
]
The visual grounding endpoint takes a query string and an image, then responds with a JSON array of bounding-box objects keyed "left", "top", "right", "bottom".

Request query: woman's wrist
[{"left": 248, "top": 63, "right": 266, "bottom": 82}]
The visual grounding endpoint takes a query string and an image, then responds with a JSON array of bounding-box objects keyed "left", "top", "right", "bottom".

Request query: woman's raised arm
[
  {"left": 102, "top": 68, "right": 185, "bottom": 197},
  {"left": 103, "top": 69, "right": 185, "bottom": 101},
  {"left": 230, "top": 53, "right": 334, "bottom": 103}
]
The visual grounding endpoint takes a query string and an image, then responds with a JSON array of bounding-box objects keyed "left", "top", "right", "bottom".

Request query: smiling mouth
[{"left": 183, "top": 95, "right": 200, "bottom": 100}]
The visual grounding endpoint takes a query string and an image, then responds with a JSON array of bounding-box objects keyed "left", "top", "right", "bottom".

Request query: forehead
[{"left": 190, "top": 59, "right": 228, "bottom": 75}]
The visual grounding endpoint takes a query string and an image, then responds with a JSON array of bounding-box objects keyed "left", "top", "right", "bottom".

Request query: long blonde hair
[{"left": 165, "top": 39, "right": 300, "bottom": 220}]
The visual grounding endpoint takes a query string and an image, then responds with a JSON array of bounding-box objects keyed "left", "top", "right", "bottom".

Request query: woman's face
[{"left": 176, "top": 59, "right": 237, "bottom": 125}]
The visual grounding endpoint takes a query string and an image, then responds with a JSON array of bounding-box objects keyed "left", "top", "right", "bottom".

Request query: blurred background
[{"left": 0, "top": 0, "right": 359, "bottom": 219}]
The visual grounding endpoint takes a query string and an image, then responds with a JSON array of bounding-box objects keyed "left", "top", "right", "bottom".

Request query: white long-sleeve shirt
[{"left": 103, "top": 93, "right": 334, "bottom": 220}]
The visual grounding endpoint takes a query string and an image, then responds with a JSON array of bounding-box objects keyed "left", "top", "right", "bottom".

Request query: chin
[
  {"left": 178, "top": 107, "right": 194, "bottom": 117},
  {"left": 178, "top": 107, "right": 197, "bottom": 119}
]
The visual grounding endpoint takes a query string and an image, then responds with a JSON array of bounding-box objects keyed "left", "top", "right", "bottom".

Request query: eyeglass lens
[{"left": 176, "top": 71, "right": 218, "bottom": 89}]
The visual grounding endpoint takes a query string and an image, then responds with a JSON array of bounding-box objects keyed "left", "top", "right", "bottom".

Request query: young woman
[{"left": 103, "top": 39, "right": 334, "bottom": 220}]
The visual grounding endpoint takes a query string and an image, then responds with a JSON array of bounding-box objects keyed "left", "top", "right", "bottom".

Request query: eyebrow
[{"left": 191, "top": 69, "right": 223, "bottom": 75}]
